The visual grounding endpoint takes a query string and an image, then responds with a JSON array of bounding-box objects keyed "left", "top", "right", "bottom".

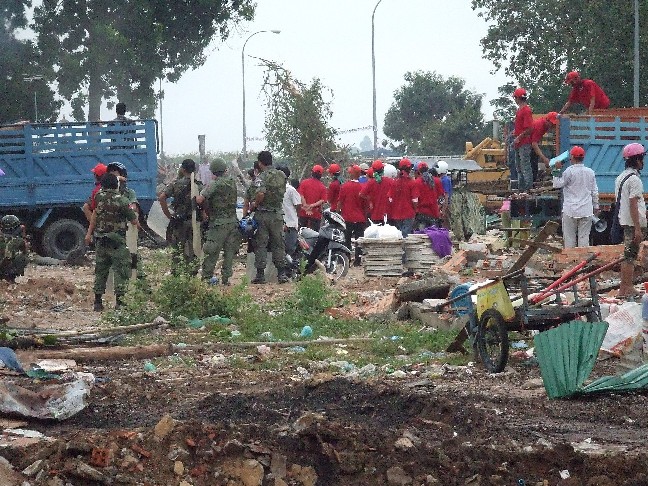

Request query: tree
[
  {"left": 472, "top": 0, "right": 648, "bottom": 114},
  {"left": 260, "top": 59, "right": 340, "bottom": 179},
  {"left": 33, "top": 0, "right": 255, "bottom": 121},
  {"left": 383, "top": 71, "right": 489, "bottom": 155},
  {"left": 359, "top": 135, "right": 372, "bottom": 152}
]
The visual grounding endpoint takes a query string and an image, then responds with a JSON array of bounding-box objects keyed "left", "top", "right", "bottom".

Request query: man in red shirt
[
  {"left": 413, "top": 162, "right": 443, "bottom": 230},
  {"left": 298, "top": 164, "right": 328, "bottom": 230},
  {"left": 327, "top": 163, "right": 342, "bottom": 212},
  {"left": 387, "top": 159, "right": 419, "bottom": 236},
  {"left": 512, "top": 87, "right": 534, "bottom": 191},
  {"left": 560, "top": 71, "right": 610, "bottom": 115},
  {"left": 360, "top": 160, "right": 393, "bottom": 223},
  {"left": 530, "top": 111, "right": 559, "bottom": 169},
  {"left": 338, "top": 165, "right": 367, "bottom": 266}
]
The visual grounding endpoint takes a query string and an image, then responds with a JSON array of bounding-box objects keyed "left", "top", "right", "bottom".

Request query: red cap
[
  {"left": 565, "top": 71, "right": 580, "bottom": 84},
  {"left": 91, "top": 163, "right": 107, "bottom": 177},
  {"left": 312, "top": 164, "right": 324, "bottom": 174},
  {"left": 328, "top": 163, "right": 341, "bottom": 174},
  {"left": 417, "top": 161, "right": 428, "bottom": 171},
  {"left": 570, "top": 146, "right": 585, "bottom": 158},
  {"left": 513, "top": 87, "right": 527, "bottom": 98},
  {"left": 366, "top": 168, "right": 374, "bottom": 178},
  {"left": 371, "top": 160, "right": 384, "bottom": 171},
  {"left": 546, "top": 112, "right": 559, "bottom": 125},
  {"left": 347, "top": 164, "right": 362, "bottom": 177},
  {"left": 399, "top": 158, "right": 412, "bottom": 169}
]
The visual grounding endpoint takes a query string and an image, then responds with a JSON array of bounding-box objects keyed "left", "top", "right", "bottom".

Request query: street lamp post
[
  {"left": 242, "top": 29, "right": 281, "bottom": 162},
  {"left": 371, "top": 0, "right": 383, "bottom": 161},
  {"left": 23, "top": 74, "right": 44, "bottom": 122}
]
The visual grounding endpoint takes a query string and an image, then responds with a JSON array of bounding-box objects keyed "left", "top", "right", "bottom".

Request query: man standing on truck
[
  {"left": 512, "top": 88, "right": 534, "bottom": 191},
  {"left": 195, "top": 158, "right": 240, "bottom": 285},
  {"left": 85, "top": 173, "right": 139, "bottom": 311},
  {"left": 551, "top": 146, "right": 599, "bottom": 248},
  {"left": 159, "top": 159, "right": 203, "bottom": 273},
  {"left": 559, "top": 71, "right": 610, "bottom": 115},
  {"left": 530, "top": 112, "right": 559, "bottom": 169},
  {"left": 616, "top": 143, "right": 647, "bottom": 299}
]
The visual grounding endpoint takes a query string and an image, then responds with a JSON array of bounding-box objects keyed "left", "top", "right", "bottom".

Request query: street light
[
  {"left": 371, "top": 0, "right": 383, "bottom": 160},
  {"left": 23, "top": 74, "right": 44, "bottom": 123},
  {"left": 242, "top": 29, "right": 281, "bottom": 162}
]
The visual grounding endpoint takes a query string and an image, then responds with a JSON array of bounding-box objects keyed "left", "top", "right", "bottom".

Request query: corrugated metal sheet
[
  {"left": 581, "top": 364, "right": 648, "bottom": 394},
  {"left": 534, "top": 321, "right": 609, "bottom": 399}
]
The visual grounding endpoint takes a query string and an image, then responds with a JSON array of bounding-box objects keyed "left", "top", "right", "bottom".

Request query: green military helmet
[
  {"left": 1, "top": 215, "right": 21, "bottom": 233},
  {"left": 210, "top": 157, "right": 227, "bottom": 174}
]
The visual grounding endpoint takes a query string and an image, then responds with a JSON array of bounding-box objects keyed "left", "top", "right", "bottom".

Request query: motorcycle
[{"left": 295, "top": 209, "right": 351, "bottom": 280}]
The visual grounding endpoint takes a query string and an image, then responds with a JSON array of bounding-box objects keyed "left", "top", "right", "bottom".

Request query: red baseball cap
[
  {"left": 570, "top": 146, "right": 585, "bottom": 158},
  {"left": 513, "top": 87, "right": 527, "bottom": 98},
  {"left": 545, "top": 112, "right": 559, "bottom": 125},
  {"left": 312, "top": 164, "right": 324, "bottom": 174},
  {"left": 91, "top": 163, "right": 107, "bottom": 177},
  {"left": 565, "top": 71, "right": 580, "bottom": 84},
  {"left": 328, "top": 163, "right": 341, "bottom": 175},
  {"left": 399, "top": 158, "right": 412, "bottom": 169},
  {"left": 417, "top": 161, "right": 428, "bottom": 171},
  {"left": 371, "top": 160, "right": 384, "bottom": 171},
  {"left": 347, "top": 165, "right": 362, "bottom": 177}
]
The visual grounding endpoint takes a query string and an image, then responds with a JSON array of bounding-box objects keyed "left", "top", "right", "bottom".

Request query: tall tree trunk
[{"left": 87, "top": 66, "right": 102, "bottom": 121}]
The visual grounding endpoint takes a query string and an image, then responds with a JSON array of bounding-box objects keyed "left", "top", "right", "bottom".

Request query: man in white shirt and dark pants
[
  {"left": 616, "top": 143, "right": 647, "bottom": 298},
  {"left": 552, "top": 146, "right": 599, "bottom": 248},
  {"left": 277, "top": 166, "right": 303, "bottom": 264}
]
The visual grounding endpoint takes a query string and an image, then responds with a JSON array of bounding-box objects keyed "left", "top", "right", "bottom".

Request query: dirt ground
[{"left": 1, "top": 254, "right": 648, "bottom": 486}]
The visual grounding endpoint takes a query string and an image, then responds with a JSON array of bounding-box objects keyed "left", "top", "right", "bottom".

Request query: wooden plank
[
  {"left": 507, "top": 221, "right": 559, "bottom": 274},
  {"left": 509, "top": 238, "right": 563, "bottom": 253}
]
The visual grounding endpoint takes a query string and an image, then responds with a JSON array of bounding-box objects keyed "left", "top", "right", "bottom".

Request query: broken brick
[
  {"left": 89, "top": 447, "right": 112, "bottom": 468},
  {"left": 130, "top": 444, "right": 151, "bottom": 459}
]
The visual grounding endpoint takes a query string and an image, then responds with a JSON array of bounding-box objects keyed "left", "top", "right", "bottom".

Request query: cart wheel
[{"left": 477, "top": 309, "right": 509, "bottom": 373}]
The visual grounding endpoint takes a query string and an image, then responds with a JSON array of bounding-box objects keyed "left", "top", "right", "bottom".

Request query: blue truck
[{"left": 0, "top": 120, "right": 159, "bottom": 259}]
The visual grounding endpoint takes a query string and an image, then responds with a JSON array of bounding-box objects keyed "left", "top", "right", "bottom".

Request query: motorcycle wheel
[{"left": 320, "top": 250, "right": 349, "bottom": 280}]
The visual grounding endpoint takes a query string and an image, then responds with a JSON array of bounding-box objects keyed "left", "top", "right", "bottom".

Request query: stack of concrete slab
[
  {"left": 357, "top": 237, "right": 404, "bottom": 276},
  {"left": 402, "top": 234, "right": 442, "bottom": 274}
]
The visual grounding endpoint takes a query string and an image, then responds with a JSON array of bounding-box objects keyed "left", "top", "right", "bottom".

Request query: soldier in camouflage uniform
[
  {"left": 0, "top": 215, "right": 28, "bottom": 283},
  {"left": 195, "top": 158, "right": 241, "bottom": 285},
  {"left": 249, "top": 151, "right": 289, "bottom": 284},
  {"left": 159, "top": 159, "right": 203, "bottom": 272},
  {"left": 85, "top": 173, "right": 138, "bottom": 311}
]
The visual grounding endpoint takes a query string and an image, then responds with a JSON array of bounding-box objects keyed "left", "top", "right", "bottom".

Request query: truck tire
[{"left": 42, "top": 219, "right": 86, "bottom": 260}]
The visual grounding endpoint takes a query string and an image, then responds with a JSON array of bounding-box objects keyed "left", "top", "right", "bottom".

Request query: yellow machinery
[{"left": 464, "top": 138, "right": 510, "bottom": 195}]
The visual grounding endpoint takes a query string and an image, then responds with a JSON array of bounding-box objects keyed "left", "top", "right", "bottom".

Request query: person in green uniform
[
  {"left": 195, "top": 158, "right": 241, "bottom": 285},
  {"left": 85, "top": 173, "right": 138, "bottom": 311},
  {"left": 0, "top": 215, "right": 28, "bottom": 283},
  {"left": 249, "top": 151, "right": 289, "bottom": 284},
  {"left": 159, "top": 159, "right": 203, "bottom": 272}
]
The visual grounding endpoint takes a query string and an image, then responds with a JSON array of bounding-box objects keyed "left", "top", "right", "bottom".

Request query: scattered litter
[
  {"left": 143, "top": 361, "right": 157, "bottom": 373},
  {"left": 300, "top": 326, "right": 313, "bottom": 338},
  {"left": 256, "top": 345, "right": 272, "bottom": 356},
  {"left": 511, "top": 340, "right": 528, "bottom": 350},
  {"left": 559, "top": 470, "right": 570, "bottom": 479},
  {"left": 35, "top": 359, "right": 77, "bottom": 372},
  {"left": 0, "top": 347, "right": 25, "bottom": 373},
  {"left": 286, "top": 346, "right": 306, "bottom": 354}
]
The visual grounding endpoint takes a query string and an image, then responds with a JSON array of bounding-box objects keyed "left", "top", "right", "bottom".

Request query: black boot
[
  {"left": 93, "top": 294, "right": 104, "bottom": 312},
  {"left": 277, "top": 268, "right": 290, "bottom": 284},
  {"left": 251, "top": 269, "right": 266, "bottom": 284}
]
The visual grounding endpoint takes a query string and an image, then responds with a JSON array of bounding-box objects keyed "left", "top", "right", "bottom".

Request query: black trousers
[{"left": 345, "top": 221, "right": 367, "bottom": 264}]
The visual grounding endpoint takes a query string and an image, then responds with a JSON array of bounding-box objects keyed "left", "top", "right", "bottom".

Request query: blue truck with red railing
[{"left": 0, "top": 120, "right": 159, "bottom": 259}]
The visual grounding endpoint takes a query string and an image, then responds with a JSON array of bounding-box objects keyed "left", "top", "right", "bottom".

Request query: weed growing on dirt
[{"left": 285, "top": 273, "right": 338, "bottom": 315}]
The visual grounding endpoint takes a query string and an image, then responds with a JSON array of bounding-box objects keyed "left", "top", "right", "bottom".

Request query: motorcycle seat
[{"left": 300, "top": 227, "right": 319, "bottom": 239}]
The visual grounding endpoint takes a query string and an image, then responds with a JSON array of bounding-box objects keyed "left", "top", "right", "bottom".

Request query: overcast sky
[{"left": 131, "top": 0, "right": 511, "bottom": 156}]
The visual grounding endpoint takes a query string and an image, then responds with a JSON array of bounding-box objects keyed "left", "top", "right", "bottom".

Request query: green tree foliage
[
  {"left": 383, "top": 71, "right": 488, "bottom": 155},
  {"left": 472, "top": 0, "right": 647, "bottom": 114},
  {"left": 0, "top": 3, "right": 59, "bottom": 124},
  {"left": 33, "top": 0, "right": 255, "bottom": 121},
  {"left": 260, "top": 60, "right": 340, "bottom": 179}
]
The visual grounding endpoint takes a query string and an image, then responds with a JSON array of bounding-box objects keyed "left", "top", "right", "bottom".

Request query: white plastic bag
[{"left": 602, "top": 302, "right": 643, "bottom": 357}]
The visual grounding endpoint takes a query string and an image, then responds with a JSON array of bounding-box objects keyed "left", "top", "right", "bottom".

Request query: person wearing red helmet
[
  {"left": 337, "top": 165, "right": 367, "bottom": 266},
  {"left": 327, "top": 163, "right": 342, "bottom": 212},
  {"left": 512, "top": 87, "right": 534, "bottom": 191},
  {"left": 615, "top": 143, "right": 647, "bottom": 298},
  {"left": 530, "top": 112, "right": 559, "bottom": 168},
  {"left": 386, "top": 159, "right": 419, "bottom": 236},
  {"left": 83, "top": 163, "right": 108, "bottom": 222},
  {"left": 298, "top": 164, "right": 328, "bottom": 230},
  {"left": 551, "top": 146, "right": 599, "bottom": 248},
  {"left": 560, "top": 71, "right": 610, "bottom": 115},
  {"left": 413, "top": 162, "right": 443, "bottom": 230},
  {"left": 360, "top": 160, "right": 393, "bottom": 222}
]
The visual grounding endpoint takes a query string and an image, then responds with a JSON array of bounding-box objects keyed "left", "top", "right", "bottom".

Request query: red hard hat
[
  {"left": 565, "top": 71, "right": 580, "bottom": 84},
  {"left": 417, "top": 161, "right": 428, "bottom": 172},
  {"left": 570, "top": 146, "right": 585, "bottom": 158},
  {"left": 312, "top": 164, "right": 324, "bottom": 174},
  {"left": 371, "top": 160, "right": 384, "bottom": 171},
  {"left": 347, "top": 164, "right": 362, "bottom": 177},
  {"left": 328, "top": 163, "right": 341, "bottom": 174},
  {"left": 399, "top": 158, "right": 412, "bottom": 169},
  {"left": 91, "top": 163, "right": 107, "bottom": 177},
  {"left": 513, "top": 87, "right": 527, "bottom": 98},
  {"left": 546, "top": 112, "right": 559, "bottom": 125}
]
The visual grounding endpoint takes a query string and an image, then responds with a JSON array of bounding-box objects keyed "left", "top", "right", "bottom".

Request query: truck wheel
[{"left": 42, "top": 219, "right": 86, "bottom": 260}]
